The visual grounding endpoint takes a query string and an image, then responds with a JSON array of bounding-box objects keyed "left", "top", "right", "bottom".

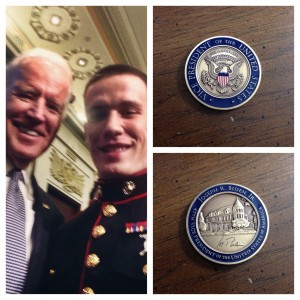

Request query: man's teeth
[
  {"left": 104, "top": 146, "right": 128, "bottom": 152},
  {"left": 20, "top": 126, "right": 39, "bottom": 136}
]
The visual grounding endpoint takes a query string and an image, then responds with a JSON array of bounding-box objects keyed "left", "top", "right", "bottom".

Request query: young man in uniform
[{"left": 42, "top": 64, "right": 147, "bottom": 294}]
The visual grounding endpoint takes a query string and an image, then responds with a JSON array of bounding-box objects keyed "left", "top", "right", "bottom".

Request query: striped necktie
[{"left": 6, "top": 170, "right": 28, "bottom": 294}]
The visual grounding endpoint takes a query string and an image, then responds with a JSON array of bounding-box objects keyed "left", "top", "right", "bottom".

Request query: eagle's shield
[{"left": 217, "top": 72, "right": 229, "bottom": 87}]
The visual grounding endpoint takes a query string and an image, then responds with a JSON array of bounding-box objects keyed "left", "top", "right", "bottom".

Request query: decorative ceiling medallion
[
  {"left": 64, "top": 47, "right": 105, "bottom": 80},
  {"left": 30, "top": 6, "right": 80, "bottom": 43}
]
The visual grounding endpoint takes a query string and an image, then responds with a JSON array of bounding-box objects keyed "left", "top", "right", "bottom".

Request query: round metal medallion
[
  {"left": 185, "top": 36, "right": 262, "bottom": 110},
  {"left": 186, "top": 183, "right": 269, "bottom": 264}
]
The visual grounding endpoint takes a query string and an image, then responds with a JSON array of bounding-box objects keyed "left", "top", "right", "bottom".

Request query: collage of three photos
[{"left": 5, "top": 4, "right": 294, "bottom": 295}]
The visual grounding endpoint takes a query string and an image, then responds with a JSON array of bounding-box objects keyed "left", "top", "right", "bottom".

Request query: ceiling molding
[
  {"left": 6, "top": 15, "right": 33, "bottom": 55},
  {"left": 104, "top": 7, "right": 146, "bottom": 71},
  {"left": 91, "top": 6, "right": 146, "bottom": 72}
]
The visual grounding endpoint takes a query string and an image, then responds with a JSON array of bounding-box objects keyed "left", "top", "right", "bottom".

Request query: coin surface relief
[
  {"left": 186, "top": 183, "right": 269, "bottom": 264},
  {"left": 185, "top": 36, "right": 262, "bottom": 110}
]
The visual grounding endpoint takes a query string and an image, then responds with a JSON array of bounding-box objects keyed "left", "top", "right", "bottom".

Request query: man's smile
[
  {"left": 13, "top": 120, "right": 44, "bottom": 137},
  {"left": 100, "top": 143, "right": 132, "bottom": 153}
]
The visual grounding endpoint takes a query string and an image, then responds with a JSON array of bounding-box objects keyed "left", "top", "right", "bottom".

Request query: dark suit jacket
[{"left": 22, "top": 176, "right": 64, "bottom": 294}]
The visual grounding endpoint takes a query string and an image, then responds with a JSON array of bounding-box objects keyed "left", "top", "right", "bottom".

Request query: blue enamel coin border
[
  {"left": 185, "top": 36, "right": 262, "bottom": 110},
  {"left": 186, "top": 183, "right": 269, "bottom": 264}
]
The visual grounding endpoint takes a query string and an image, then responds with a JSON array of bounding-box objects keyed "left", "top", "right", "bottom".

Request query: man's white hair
[{"left": 7, "top": 48, "right": 73, "bottom": 104}]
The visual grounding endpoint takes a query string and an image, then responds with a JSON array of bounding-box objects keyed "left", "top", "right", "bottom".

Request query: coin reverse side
[
  {"left": 185, "top": 36, "right": 262, "bottom": 110},
  {"left": 186, "top": 183, "right": 269, "bottom": 264}
]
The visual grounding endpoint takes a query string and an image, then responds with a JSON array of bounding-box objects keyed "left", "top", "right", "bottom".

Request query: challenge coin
[
  {"left": 186, "top": 183, "right": 269, "bottom": 264},
  {"left": 185, "top": 36, "right": 262, "bottom": 110}
]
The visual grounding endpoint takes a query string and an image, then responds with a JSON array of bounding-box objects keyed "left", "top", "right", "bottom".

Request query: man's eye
[
  {"left": 122, "top": 110, "right": 139, "bottom": 117},
  {"left": 12, "top": 91, "right": 34, "bottom": 101},
  {"left": 47, "top": 103, "right": 62, "bottom": 114},
  {"left": 87, "top": 110, "right": 108, "bottom": 122}
]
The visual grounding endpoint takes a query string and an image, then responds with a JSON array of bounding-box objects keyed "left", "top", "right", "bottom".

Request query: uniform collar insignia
[{"left": 90, "top": 171, "right": 147, "bottom": 204}]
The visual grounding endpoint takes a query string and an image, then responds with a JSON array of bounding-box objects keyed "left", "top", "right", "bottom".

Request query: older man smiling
[{"left": 6, "top": 48, "right": 73, "bottom": 293}]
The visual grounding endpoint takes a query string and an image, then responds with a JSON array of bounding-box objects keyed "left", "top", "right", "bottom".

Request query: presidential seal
[
  {"left": 185, "top": 36, "right": 262, "bottom": 110},
  {"left": 186, "top": 183, "right": 269, "bottom": 264}
]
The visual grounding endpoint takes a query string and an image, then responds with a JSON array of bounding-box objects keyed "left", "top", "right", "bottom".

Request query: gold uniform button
[
  {"left": 92, "top": 225, "right": 106, "bottom": 238},
  {"left": 143, "top": 264, "right": 147, "bottom": 275},
  {"left": 103, "top": 204, "right": 117, "bottom": 217},
  {"left": 49, "top": 268, "right": 55, "bottom": 275},
  {"left": 82, "top": 287, "right": 95, "bottom": 294},
  {"left": 42, "top": 203, "right": 50, "bottom": 209},
  {"left": 86, "top": 253, "right": 100, "bottom": 268}
]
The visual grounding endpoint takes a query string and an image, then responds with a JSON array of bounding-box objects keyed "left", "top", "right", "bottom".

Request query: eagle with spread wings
[{"left": 200, "top": 57, "right": 244, "bottom": 94}]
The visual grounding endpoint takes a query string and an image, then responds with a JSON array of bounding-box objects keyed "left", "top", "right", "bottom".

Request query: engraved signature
[{"left": 216, "top": 235, "right": 245, "bottom": 248}]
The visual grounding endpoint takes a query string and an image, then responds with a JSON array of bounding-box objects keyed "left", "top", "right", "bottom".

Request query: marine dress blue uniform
[{"left": 42, "top": 170, "right": 147, "bottom": 294}]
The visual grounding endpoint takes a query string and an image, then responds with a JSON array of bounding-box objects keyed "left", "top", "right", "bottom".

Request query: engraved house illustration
[{"left": 199, "top": 197, "right": 257, "bottom": 233}]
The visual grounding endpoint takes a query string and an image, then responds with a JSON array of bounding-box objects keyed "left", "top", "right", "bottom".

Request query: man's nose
[
  {"left": 103, "top": 111, "right": 124, "bottom": 137},
  {"left": 26, "top": 98, "right": 46, "bottom": 122}
]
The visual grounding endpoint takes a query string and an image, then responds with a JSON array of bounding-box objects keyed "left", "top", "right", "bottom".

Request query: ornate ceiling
[{"left": 6, "top": 6, "right": 147, "bottom": 135}]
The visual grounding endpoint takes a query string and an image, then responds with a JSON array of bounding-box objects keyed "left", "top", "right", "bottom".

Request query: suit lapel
[{"left": 23, "top": 176, "right": 49, "bottom": 293}]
